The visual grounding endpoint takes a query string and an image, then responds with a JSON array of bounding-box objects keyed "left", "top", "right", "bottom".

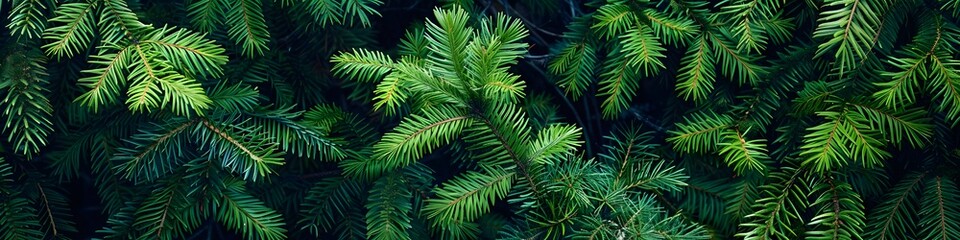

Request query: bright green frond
[
  {"left": 76, "top": 48, "right": 130, "bottom": 111},
  {"left": 207, "top": 82, "right": 260, "bottom": 112},
  {"left": 396, "top": 61, "right": 468, "bottom": 109},
  {"left": 623, "top": 160, "right": 688, "bottom": 192},
  {"left": 423, "top": 168, "right": 515, "bottom": 225},
  {"left": 718, "top": 0, "right": 783, "bottom": 52},
  {"left": 424, "top": 7, "right": 472, "bottom": 83},
  {"left": 399, "top": 26, "right": 429, "bottom": 58},
  {"left": 806, "top": 177, "right": 865, "bottom": 240},
  {"left": 141, "top": 27, "right": 228, "bottom": 78},
  {"left": 849, "top": 103, "right": 932, "bottom": 148},
  {"left": 619, "top": 25, "right": 666, "bottom": 75},
  {"left": 643, "top": 8, "right": 699, "bottom": 45},
  {"left": 7, "top": 0, "right": 49, "bottom": 39},
  {"left": 483, "top": 12, "right": 529, "bottom": 48},
  {"left": 873, "top": 53, "right": 926, "bottom": 108},
  {"left": 340, "top": 0, "right": 383, "bottom": 26},
  {"left": 927, "top": 52, "right": 960, "bottom": 125},
  {"left": 717, "top": 129, "right": 770, "bottom": 174},
  {"left": 800, "top": 109, "right": 889, "bottom": 173},
  {"left": 372, "top": 71, "right": 408, "bottom": 115},
  {"left": 597, "top": 50, "right": 642, "bottom": 118},
  {"left": 675, "top": 36, "right": 716, "bottom": 102},
  {"left": 592, "top": 4, "right": 636, "bottom": 39},
  {"left": 668, "top": 110, "right": 734, "bottom": 153},
  {"left": 469, "top": 17, "right": 529, "bottom": 103},
  {"left": 301, "top": 0, "right": 344, "bottom": 26},
  {"left": 371, "top": 105, "right": 471, "bottom": 177},
  {"left": 155, "top": 73, "right": 213, "bottom": 116},
  {"left": 548, "top": 40, "right": 597, "bottom": 99},
  {"left": 98, "top": 0, "right": 147, "bottom": 43},
  {"left": 527, "top": 124, "right": 581, "bottom": 165},
  {"left": 813, "top": 0, "right": 887, "bottom": 75},
  {"left": 465, "top": 102, "right": 531, "bottom": 169},
  {"left": 299, "top": 0, "right": 381, "bottom": 27},
  {"left": 737, "top": 167, "right": 809, "bottom": 240},
  {"left": 758, "top": 15, "right": 796, "bottom": 46},
  {"left": 708, "top": 31, "right": 765, "bottom": 86},
  {"left": 332, "top": 48, "right": 396, "bottom": 83},
  {"left": 125, "top": 44, "right": 212, "bottom": 116},
  {"left": 43, "top": 1, "right": 98, "bottom": 58},
  {"left": 478, "top": 72, "right": 525, "bottom": 105}
]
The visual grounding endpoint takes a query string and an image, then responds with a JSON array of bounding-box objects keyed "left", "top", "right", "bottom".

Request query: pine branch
[
  {"left": 548, "top": 41, "right": 597, "bottom": 99},
  {"left": 619, "top": 25, "right": 666, "bottom": 74},
  {"left": 866, "top": 171, "right": 925, "bottom": 240},
  {"left": 217, "top": 180, "right": 287, "bottom": 240},
  {"left": 331, "top": 48, "right": 396, "bottom": 83},
  {"left": 592, "top": 4, "right": 637, "bottom": 39},
  {"left": 224, "top": 0, "right": 270, "bottom": 57},
  {"left": 199, "top": 118, "right": 284, "bottom": 181},
  {"left": 643, "top": 8, "right": 699, "bottom": 45},
  {"left": 99, "top": 0, "right": 146, "bottom": 43},
  {"left": 597, "top": 51, "right": 641, "bottom": 118},
  {"left": 919, "top": 176, "right": 960, "bottom": 240},
  {"left": 43, "top": 1, "right": 98, "bottom": 58},
  {"left": 7, "top": 0, "right": 48, "bottom": 39},
  {"left": 0, "top": 48, "right": 54, "bottom": 155},
  {"left": 668, "top": 110, "right": 733, "bottom": 153},
  {"left": 717, "top": 128, "right": 770, "bottom": 174},
  {"left": 298, "top": 177, "right": 362, "bottom": 236},
  {"left": 141, "top": 27, "right": 228, "bottom": 78},
  {"left": 675, "top": 36, "right": 716, "bottom": 102},
  {"left": 424, "top": 6, "right": 472, "bottom": 83},
  {"left": 527, "top": 124, "right": 582, "bottom": 165},
  {"left": 112, "top": 118, "right": 197, "bottom": 182},
  {"left": 423, "top": 169, "right": 515, "bottom": 225},
  {"left": 800, "top": 109, "right": 889, "bottom": 173},
  {"left": 366, "top": 173, "right": 413, "bottom": 240},
  {"left": 369, "top": 105, "right": 471, "bottom": 177},
  {"left": 76, "top": 47, "right": 130, "bottom": 110},
  {"left": 125, "top": 43, "right": 213, "bottom": 116},
  {"left": 708, "top": 31, "right": 765, "bottom": 86},
  {"left": 188, "top": 0, "right": 223, "bottom": 33},
  {"left": 806, "top": 176, "right": 865, "bottom": 240},
  {"left": 737, "top": 167, "right": 809, "bottom": 240},
  {"left": 813, "top": 0, "right": 888, "bottom": 75}
]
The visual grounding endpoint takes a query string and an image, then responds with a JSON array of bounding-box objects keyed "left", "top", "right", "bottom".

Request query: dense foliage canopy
[{"left": 2, "top": 0, "right": 960, "bottom": 239}]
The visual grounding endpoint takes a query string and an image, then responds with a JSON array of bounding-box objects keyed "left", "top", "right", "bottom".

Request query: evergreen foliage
[{"left": 1, "top": 0, "right": 960, "bottom": 239}]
